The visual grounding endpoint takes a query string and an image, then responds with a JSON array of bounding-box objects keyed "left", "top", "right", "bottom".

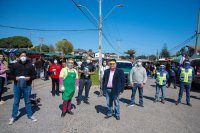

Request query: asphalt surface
[{"left": 0, "top": 78, "right": 200, "bottom": 133}]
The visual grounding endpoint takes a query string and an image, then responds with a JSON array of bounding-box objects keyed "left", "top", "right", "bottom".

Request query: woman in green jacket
[{"left": 59, "top": 59, "right": 79, "bottom": 117}]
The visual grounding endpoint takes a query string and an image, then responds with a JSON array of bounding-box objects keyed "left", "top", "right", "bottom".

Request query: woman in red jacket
[{"left": 49, "top": 59, "right": 62, "bottom": 96}]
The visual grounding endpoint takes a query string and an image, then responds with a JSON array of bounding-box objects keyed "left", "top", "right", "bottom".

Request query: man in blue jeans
[
  {"left": 176, "top": 60, "right": 194, "bottom": 107},
  {"left": 9, "top": 51, "right": 37, "bottom": 125},
  {"left": 102, "top": 59, "right": 125, "bottom": 120},
  {"left": 128, "top": 59, "right": 147, "bottom": 107},
  {"left": 154, "top": 65, "right": 169, "bottom": 104},
  {"left": 77, "top": 56, "right": 95, "bottom": 105}
]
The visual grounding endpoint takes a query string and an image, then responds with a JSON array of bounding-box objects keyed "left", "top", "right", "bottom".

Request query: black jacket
[
  {"left": 10, "top": 60, "right": 36, "bottom": 85},
  {"left": 103, "top": 68, "right": 125, "bottom": 97}
]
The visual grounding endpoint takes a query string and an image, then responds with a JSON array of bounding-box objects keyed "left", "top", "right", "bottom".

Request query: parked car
[
  {"left": 190, "top": 59, "right": 200, "bottom": 89},
  {"left": 116, "top": 60, "right": 133, "bottom": 89}
]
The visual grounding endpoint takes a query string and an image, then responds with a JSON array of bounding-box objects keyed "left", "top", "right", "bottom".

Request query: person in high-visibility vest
[
  {"left": 154, "top": 65, "right": 169, "bottom": 104},
  {"left": 176, "top": 60, "right": 194, "bottom": 106}
]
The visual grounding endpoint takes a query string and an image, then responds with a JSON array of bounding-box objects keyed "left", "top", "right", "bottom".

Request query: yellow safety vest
[
  {"left": 180, "top": 68, "right": 193, "bottom": 83},
  {"left": 156, "top": 72, "right": 167, "bottom": 85}
]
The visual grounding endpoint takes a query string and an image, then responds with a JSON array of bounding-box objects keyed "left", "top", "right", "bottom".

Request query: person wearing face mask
[
  {"left": 128, "top": 59, "right": 147, "bottom": 107},
  {"left": 76, "top": 56, "right": 95, "bottom": 105},
  {"left": 49, "top": 58, "right": 62, "bottom": 96},
  {"left": 59, "top": 59, "right": 79, "bottom": 117},
  {"left": 98, "top": 60, "right": 109, "bottom": 97},
  {"left": 9, "top": 51, "right": 37, "bottom": 125},
  {"left": 154, "top": 65, "right": 169, "bottom": 104},
  {"left": 0, "top": 54, "right": 8, "bottom": 105},
  {"left": 102, "top": 59, "right": 125, "bottom": 120},
  {"left": 176, "top": 60, "right": 195, "bottom": 106}
]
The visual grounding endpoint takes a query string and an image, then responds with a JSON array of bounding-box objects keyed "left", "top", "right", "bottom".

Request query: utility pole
[
  {"left": 195, "top": 8, "right": 200, "bottom": 54},
  {"left": 39, "top": 37, "right": 44, "bottom": 53},
  {"left": 99, "top": 0, "right": 103, "bottom": 67}
]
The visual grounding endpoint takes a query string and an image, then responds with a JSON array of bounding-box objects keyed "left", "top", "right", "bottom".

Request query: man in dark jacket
[
  {"left": 103, "top": 59, "right": 125, "bottom": 120},
  {"left": 9, "top": 51, "right": 37, "bottom": 125}
]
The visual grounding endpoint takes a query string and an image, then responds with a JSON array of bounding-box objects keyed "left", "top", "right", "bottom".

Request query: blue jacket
[{"left": 102, "top": 68, "right": 125, "bottom": 97}]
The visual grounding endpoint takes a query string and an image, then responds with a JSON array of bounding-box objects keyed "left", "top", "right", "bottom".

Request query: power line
[
  {"left": 0, "top": 24, "right": 98, "bottom": 32},
  {"left": 71, "top": 0, "right": 122, "bottom": 54},
  {"left": 169, "top": 34, "right": 196, "bottom": 52}
]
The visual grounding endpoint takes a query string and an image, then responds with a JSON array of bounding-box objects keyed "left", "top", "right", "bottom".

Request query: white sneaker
[
  {"left": 0, "top": 100, "right": 5, "bottom": 105},
  {"left": 29, "top": 116, "right": 37, "bottom": 122},
  {"left": 8, "top": 118, "right": 15, "bottom": 125},
  {"left": 127, "top": 103, "right": 135, "bottom": 107}
]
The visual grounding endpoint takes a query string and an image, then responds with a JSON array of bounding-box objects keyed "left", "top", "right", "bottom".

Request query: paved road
[{"left": 0, "top": 78, "right": 200, "bottom": 133}]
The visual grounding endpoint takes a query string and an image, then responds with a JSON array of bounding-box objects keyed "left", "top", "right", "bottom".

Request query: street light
[
  {"left": 77, "top": 1, "right": 124, "bottom": 67},
  {"left": 103, "top": 4, "right": 124, "bottom": 22}
]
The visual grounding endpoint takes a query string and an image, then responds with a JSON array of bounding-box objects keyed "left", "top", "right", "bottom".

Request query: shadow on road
[
  {"left": 190, "top": 95, "right": 200, "bottom": 100},
  {"left": 150, "top": 85, "right": 156, "bottom": 87},
  {"left": 119, "top": 98, "right": 131, "bottom": 104},
  {"left": 165, "top": 98, "right": 176, "bottom": 103},
  {"left": 95, "top": 105, "right": 107, "bottom": 115},
  {"left": 3, "top": 94, "right": 13, "bottom": 101},
  {"left": 143, "top": 95, "right": 155, "bottom": 102},
  {"left": 16, "top": 106, "right": 40, "bottom": 121}
]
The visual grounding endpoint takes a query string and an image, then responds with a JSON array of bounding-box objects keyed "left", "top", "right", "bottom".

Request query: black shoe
[
  {"left": 77, "top": 100, "right": 81, "bottom": 105},
  {"left": 67, "top": 110, "right": 74, "bottom": 115},
  {"left": 56, "top": 93, "right": 60, "bottom": 96},
  {"left": 116, "top": 116, "right": 120, "bottom": 120},
  {"left": 61, "top": 112, "right": 66, "bottom": 118},
  {"left": 175, "top": 101, "right": 180, "bottom": 105},
  {"left": 104, "top": 115, "right": 112, "bottom": 119},
  {"left": 84, "top": 100, "right": 90, "bottom": 105},
  {"left": 187, "top": 103, "right": 192, "bottom": 107},
  {"left": 161, "top": 100, "right": 165, "bottom": 104},
  {"left": 139, "top": 104, "right": 144, "bottom": 107},
  {"left": 52, "top": 93, "right": 55, "bottom": 97}
]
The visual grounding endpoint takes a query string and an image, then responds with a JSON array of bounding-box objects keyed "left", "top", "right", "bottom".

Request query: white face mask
[
  {"left": 86, "top": 60, "right": 91, "bottom": 64},
  {"left": 20, "top": 57, "right": 27, "bottom": 62},
  {"left": 137, "top": 62, "right": 142, "bottom": 66},
  {"left": 103, "top": 63, "right": 106, "bottom": 66},
  {"left": 68, "top": 63, "right": 73, "bottom": 69},
  {"left": 54, "top": 60, "right": 57, "bottom": 64}
]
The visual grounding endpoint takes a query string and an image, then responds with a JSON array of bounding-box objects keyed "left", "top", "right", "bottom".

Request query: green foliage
[
  {"left": 0, "top": 36, "right": 32, "bottom": 48},
  {"left": 124, "top": 49, "right": 136, "bottom": 58},
  {"left": 148, "top": 54, "right": 157, "bottom": 61},
  {"left": 91, "top": 69, "right": 100, "bottom": 85},
  {"left": 56, "top": 39, "right": 74, "bottom": 55},
  {"left": 160, "top": 44, "right": 170, "bottom": 58},
  {"left": 31, "top": 44, "right": 50, "bottom": 52}
]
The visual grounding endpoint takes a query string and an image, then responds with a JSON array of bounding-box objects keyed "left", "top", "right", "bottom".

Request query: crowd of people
[{"left": 0, "top": 51, "right": 197, "bottom": 125}]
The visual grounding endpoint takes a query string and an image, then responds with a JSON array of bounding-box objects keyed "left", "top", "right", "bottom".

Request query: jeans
[
  {"left": 177, "top": 82, "right": 191, "bottom": 104},
  {"left": 36, "top": 68, "right": 41, "bottom": 78},
  {"left": 106, "top": 89, "right": 120, "bottom": 117},
  {"left": 0, "top": 77, "right": 5, "bottom": 101},
  {"left": 77, "top": 79, "right": 91, "bottom": 101},
  {"left": 51, "top": 78, "right": 59, "bottom": 95},
  {"left": 44, "top": 68, "right": 49, "bottom": 80},
  {"left": 155, "top": 84, "right": 166, "bottom": 100},
  {"left": 131, "top": 83, "right": 144, "bottom": 105},
  {"left": 12, "top": 85, "right": 32, "bottom": 120}
]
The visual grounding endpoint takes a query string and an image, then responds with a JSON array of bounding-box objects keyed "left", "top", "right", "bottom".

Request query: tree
[
  {"left": 56, "top": 39, "right": 74, "bottom": 55},
  {"left": 48, "top": 44, "right": 55, "bottom": 52},
  {"left": 31, "top": 44, "right": 49, "bottom": 52},
  {"left": 148, "top": 54, "right": 157, "bottom": 61},
  {"left": 0, "top": 36, "right": 33, "bottom": 48},
  {"left": 160, "top": 44, "right": 170, "bottom": 58},
  {"left": 124, "top": 49, "right": 136, "bottom": 58}
]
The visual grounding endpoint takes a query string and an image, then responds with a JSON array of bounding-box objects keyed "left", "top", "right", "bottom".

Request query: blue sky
[{"left": 0, "top": 0, "right": 199, "bottom": 56}]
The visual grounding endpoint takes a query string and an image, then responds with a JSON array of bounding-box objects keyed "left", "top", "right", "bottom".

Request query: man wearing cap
[
  {"left": 176, "top": 60, "right": 194, "bottom": 106},
  {"left": 128, "top": 59, "right": 147, "bottom": 107},
  {"left": 103, "top": 59, "right": 125, "bottom": 120},
  {"left": 154, "top": 65, "right": 169, "bottom": 104},
  {"left": 77, "top": 56, "right": 95, "bottom": 105}
]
